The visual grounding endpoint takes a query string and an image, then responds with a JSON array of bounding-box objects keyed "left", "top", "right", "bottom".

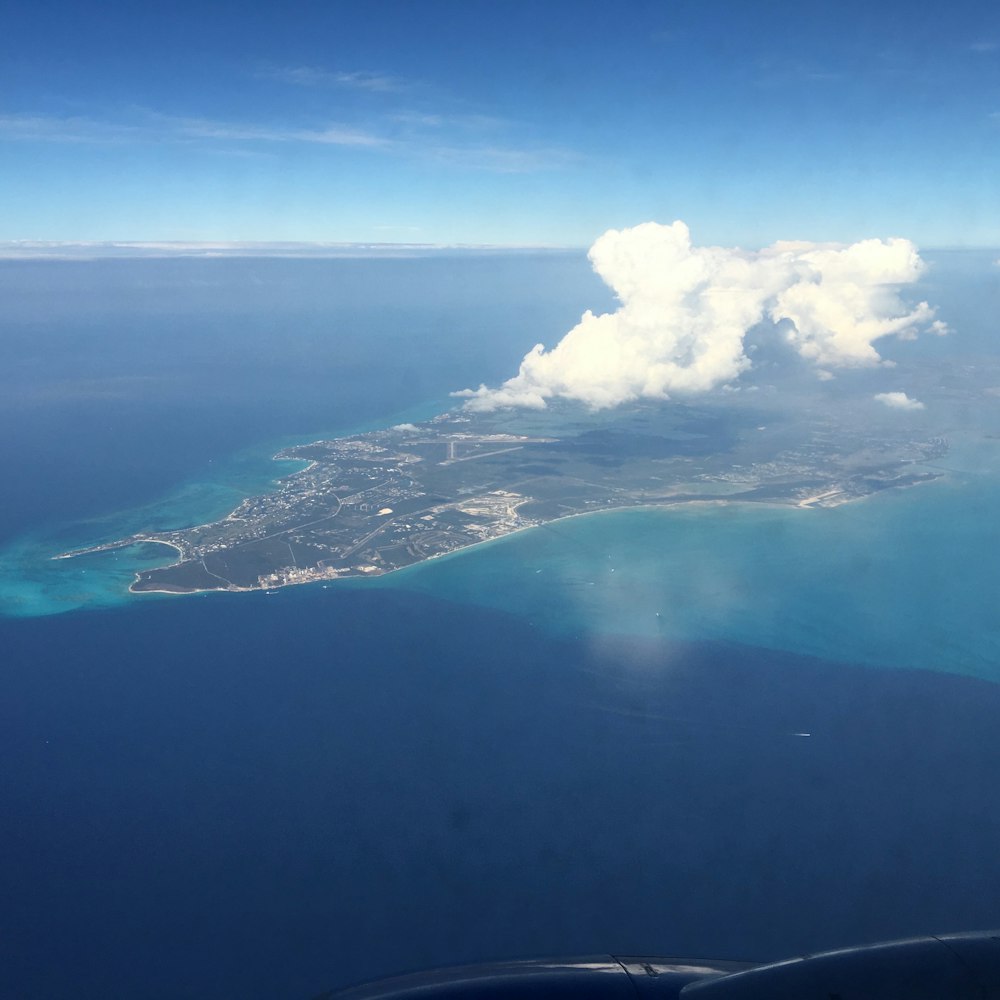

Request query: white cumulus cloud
[
  {"left": 874, "top": 391, "right": 925, "bottom": 411},
  {"left": 455, "top": 221, "right": 939, "bottom": 411}
]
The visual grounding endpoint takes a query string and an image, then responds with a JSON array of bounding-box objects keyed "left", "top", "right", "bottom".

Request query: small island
[{"left": 55, "top": 398, "right": 945, "bottom": 595}]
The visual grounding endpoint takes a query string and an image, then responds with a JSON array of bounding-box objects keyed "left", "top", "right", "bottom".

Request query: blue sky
[{"left": 3, "top": 0, "right": 999, "bottom": 247}]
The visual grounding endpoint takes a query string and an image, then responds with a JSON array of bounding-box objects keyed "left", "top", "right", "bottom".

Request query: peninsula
[{"left": 56, "top": 398, "right": 945, "bottom": 595}]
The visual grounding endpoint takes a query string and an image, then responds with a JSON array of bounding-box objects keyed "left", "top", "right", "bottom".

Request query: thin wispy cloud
[
  {"left": 0, "top": 113, "right": 142, "bottom": 144},
  {"left": 260, "top": 65, "right": 404, "bottom": 92},
  {"left": 170, "top": 115, "right": 388, "bottom": 147},
  {"left": 390, "top": 109, "right": 572, "bottom": 169},
  {"left": 392, "top": 110, "right": 510, "bottom": 131},
  {"left": 0, "top": 110, "right": 388, "bottom": 148},
  {"left": 0, "top": 107, "right": 574, "bottom": 173},
  {"left": 752, "top": 58, "right": 842, "bottom": 88},
  {"left": 428, "top": 143, "right": 578, "bottom": 173},
  {"left": 970, "top": 40, "right": 998, "bottom": 53}
]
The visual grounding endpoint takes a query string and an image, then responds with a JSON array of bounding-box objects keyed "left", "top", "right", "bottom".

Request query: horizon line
[
  {"left": 0, "top": 239, "right": 585, "bottom": 260},
  {"left": 1, "top": 239, "right": 996, "bottom": 262}
]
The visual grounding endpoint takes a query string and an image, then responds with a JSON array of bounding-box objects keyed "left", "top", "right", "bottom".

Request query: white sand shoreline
[
  {"left": 89, "top": 467, "right": 944, "bottom": 599},
  {"left": 123, "top": 493, "right": 825, "bottom": 597}
]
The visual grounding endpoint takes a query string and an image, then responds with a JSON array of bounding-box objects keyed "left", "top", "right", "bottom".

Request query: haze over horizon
[{"left": 3, "top": 0, "right": 1000, "bottom": 248}]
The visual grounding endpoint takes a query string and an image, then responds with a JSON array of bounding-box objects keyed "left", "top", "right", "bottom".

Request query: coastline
[
  {"left": 41, "top": 395, "right": 948, "bottom": 604},
  {"left": 53, "top": 535, "right": 187, "bottom": 561},
  {"left": 131, "top": 537, "right": 186, "bottom": 557},
  {"left": 118, "top": 479, "right": 937, "bottom": 598},
  {"left": 117, "top": 498, "right": 750, "bottom": 596}
]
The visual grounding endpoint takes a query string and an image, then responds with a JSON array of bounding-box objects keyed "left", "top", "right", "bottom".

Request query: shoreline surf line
[{"left": 120, "top": 474, "right": 947, "bottom": 598}]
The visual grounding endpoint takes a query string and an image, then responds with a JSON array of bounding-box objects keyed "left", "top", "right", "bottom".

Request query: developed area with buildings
[{"left": 56, "top": 396, "right": 947, "bottom": 594}]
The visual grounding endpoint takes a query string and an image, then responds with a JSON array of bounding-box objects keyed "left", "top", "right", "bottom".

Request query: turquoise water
[
  {"left": 6, "top": 411, "right": 999, "bottom": 679},
  {"left": 368, "top": 436, "right": 1000, "bottom": 680},
  {"left": 6, "top": 413, "right": 998, "bottom": 680},
  {"left": 0, "top": 398, "right": 448, "bottom": 617}
]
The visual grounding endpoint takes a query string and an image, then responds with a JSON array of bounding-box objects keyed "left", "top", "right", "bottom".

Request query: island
[{"left": 55, "top": 397, "right": 946, "bottom": 595}]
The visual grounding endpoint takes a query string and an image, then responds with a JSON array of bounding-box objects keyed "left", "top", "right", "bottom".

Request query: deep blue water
[
  {"left": 6, "top": 590, "right": 1000, "bottom": 999},
  {"left": 2, "top": 254, "right": 1000, "bottom": 999}
]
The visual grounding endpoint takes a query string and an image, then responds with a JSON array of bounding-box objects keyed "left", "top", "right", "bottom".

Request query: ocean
[{"left": 2, "top": 253, "right": 1000, "bottom": 999}]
